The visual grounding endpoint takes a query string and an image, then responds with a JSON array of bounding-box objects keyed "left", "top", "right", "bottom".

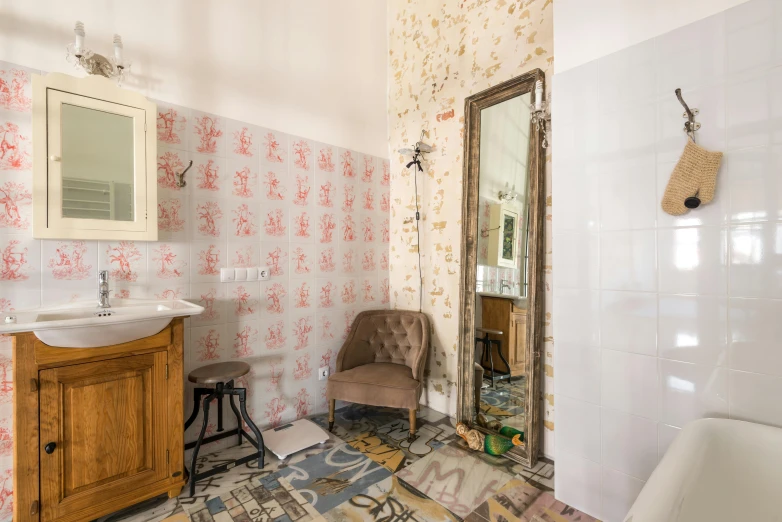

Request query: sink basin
[
  {"left": 625, "top": 418, "right": 782, "bottom": 522},
  {"left": 0, "top": 298, "right": 204, "bottom": 348},
  {"left": 476, "top": 290, "right": 527, "bottom": 307}
]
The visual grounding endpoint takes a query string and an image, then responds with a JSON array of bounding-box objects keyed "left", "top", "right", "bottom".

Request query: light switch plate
[
  {"left": 318, "top": 367, "right": 329, "bottom": 381},
  {"left": 220, "top": 268, "right": 236, "bottom": 282},
  {"left": 258, "top": 266, "right": 270, "bottom": 281},
  {"left": 235, "top": 268, "right": 248, "bottom": 281},
  {"left": 246, "top": 267, "right": 259, "bottom": 280}
]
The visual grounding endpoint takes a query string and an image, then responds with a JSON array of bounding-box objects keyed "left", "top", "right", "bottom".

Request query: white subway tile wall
[
  {"left": 0, "top": 60, "right": 390, "bottom": 499},
  {"left": 553, "top": 0, "right": 782, "bottom": 519}
]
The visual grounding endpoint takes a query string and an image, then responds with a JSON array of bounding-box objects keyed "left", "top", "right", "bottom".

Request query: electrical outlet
[
  {"left": 258, "top": 266, "right": 270, "bottom": 281},
  {"left": 318, "top": 366, "right": 329, "bottom": 381}
]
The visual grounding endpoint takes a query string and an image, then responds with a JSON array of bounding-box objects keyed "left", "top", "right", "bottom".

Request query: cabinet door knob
[
  {"left": 49, "top": 155, "right": 61, "bottom": 162},
  {"left": 44, "top": 442, "right": 56, "bottom": 454}
]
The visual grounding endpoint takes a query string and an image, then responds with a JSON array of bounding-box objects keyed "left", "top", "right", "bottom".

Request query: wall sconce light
[
  {"left": 65, "top": 21, "right": 131, "bottom": 84},
  {"left": 530, "top": 80, "right": 551, "bottom": 148},
  {"left": 498, "top": 182, "right": 518, "bottom": 202},
  {"left": 398, "top": 131, "right": 433, "bottom": 173}
]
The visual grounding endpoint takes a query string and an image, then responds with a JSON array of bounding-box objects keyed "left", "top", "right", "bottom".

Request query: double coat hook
[{"left": 675, "top": 88, "right": 701, "bottom": 142}]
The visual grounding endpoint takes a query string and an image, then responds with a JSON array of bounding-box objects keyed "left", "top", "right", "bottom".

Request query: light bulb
[
  {"left": 113, "top": 34, "right": 124, "bottom": 65},
  {"left": 534, "top": 80, "right": 543, "bottom": 111},
  {"left": 74, "top": 21, "right": 85, "bottom": 56}
]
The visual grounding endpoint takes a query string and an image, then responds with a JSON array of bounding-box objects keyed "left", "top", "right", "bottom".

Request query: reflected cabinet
[{"left": 480, "top": 296, "right": 527, "bottom": 376}]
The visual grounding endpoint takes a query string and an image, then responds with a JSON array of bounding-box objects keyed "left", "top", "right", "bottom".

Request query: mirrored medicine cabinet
[{"left": 32, "top": 73, "right": 157, "bottom": 240}]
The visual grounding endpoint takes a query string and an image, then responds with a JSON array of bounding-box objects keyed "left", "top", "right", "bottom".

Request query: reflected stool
[
  {"left": 475, "top": 327, "right": 511, "bottom": 388},
  {"left": 184, "top": 361, "right": 264, "bottom": 497}
]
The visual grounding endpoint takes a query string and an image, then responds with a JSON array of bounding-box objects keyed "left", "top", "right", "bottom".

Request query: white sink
[
  {"left": 625, "top": 418, "right": 782, "bottom": 522},
  {"left": 0, "top": 298, "right": 203, "bottom": 348}
]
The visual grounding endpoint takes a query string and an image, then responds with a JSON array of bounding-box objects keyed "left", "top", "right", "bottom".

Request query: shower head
[{"left": 398, "top": 147, "right": 416, "bottom": 155}]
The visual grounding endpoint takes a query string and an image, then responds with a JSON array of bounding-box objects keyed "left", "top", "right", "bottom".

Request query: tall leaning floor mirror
[{"left": 457, "top": 69, "right": 545, "bottom": 468}]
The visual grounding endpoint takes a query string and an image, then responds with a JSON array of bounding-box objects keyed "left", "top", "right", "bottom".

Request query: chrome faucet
[
  {"left": 500, "top": 279, "right": 512, "bottom": 294},
  {"left": 98, "top": 270, "right": 110, "bottom": 308}
]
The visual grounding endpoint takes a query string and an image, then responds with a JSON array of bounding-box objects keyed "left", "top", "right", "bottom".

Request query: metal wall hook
[
  {"left": 675, "top": 88, "right": 701, "bottom": 142},
  {"left": 176, "top": 160, "right": 193, "bottom": 188},
  {"left": 480, "top": 225, "right": 501, "bottom": 238}
]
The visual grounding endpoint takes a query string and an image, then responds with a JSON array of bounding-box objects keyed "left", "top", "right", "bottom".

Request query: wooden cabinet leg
[
  {"left": 408, "top": 408, "right": 417, "bottom": 442},
  {"left": 328, "top": 399, "right": 335, "bottom": 432},
  {"left": 168, "top": 485, "right": 183, "bottom": 498}
]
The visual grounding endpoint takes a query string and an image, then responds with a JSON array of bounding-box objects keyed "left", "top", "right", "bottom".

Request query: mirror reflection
[
  {"left": 60, "top": 103, "right": 135, "bottom": 221},
  {"left": 473, "top": 92, "right": 531, "bottom": 437}
]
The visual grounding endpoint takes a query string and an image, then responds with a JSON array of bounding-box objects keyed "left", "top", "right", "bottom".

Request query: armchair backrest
[{"left": 336, "top": 310, "right": 430, "bottom": 380}]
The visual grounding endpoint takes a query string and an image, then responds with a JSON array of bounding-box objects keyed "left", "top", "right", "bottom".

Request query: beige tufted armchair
[{"left": 327, "top": 310, "right": 430, "bottom": 441}]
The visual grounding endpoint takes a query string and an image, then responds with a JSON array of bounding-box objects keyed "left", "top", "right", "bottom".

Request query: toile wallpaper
[{"left": 0, "top": 59, "right": 390, "bottom": 518}]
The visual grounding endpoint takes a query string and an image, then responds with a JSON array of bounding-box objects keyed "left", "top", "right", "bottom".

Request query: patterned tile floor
[
  {"left": 479, "top": 376, "right": 526, "bottom": 425},
  {"left": 100, "top": 404, "right": 597, "bottom": 522}
]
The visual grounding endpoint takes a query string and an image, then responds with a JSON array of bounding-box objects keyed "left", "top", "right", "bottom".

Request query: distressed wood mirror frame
[{"left": 456, "top": 69, "right": 545, "bottom": 468}]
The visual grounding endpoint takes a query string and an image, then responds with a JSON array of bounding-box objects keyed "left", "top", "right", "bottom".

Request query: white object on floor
[
  {"left": 626, "top": 418, "right": 782, "bottom": 522},
  {"left": 261, "top": 419, "right": 329, "bottom": 460}
]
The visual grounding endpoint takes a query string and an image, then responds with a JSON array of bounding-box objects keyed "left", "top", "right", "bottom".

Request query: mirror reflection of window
[
  {"left": 60, "top": 103, "right": 135, "bottom": 221},
  {"left": 502, "top": 214, "right": 516, "bottom": 260},
  {"left": 476, "top": 92, "right": 532, "bottom": 298}
]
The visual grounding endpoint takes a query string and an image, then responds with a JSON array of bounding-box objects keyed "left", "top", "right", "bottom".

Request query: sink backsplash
[
  {"left": 0, "top": 59, "right": 390, "bottom": 477},
  {"left": 476, "top": 264, "right": 523, "bottom": 296}
]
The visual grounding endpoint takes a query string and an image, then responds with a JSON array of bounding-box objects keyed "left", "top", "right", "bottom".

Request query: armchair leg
[
  {"left": 328, "top": 399, "right": 335, "bottom": 432},
  {"left": 408, "top": 408, "right": 417, "bottom": 443}
]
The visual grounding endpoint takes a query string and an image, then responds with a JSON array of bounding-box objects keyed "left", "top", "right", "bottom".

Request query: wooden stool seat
[
  {"left": 188, "top": 361, "right": 250, "bottom": 384},
  {"left": 475, "top": 326, "right": 503, "bottom": 336}
]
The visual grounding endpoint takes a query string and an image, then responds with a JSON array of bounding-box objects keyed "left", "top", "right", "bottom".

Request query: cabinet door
[
  {"left": 509, "top": 312, "right": 528, "bottom": 375},
  {"left": 39, "top": 352, "right": 168, "bottom": 521},
  {"left": 44, "top": 89, "right": 153, "bottom": 239}
]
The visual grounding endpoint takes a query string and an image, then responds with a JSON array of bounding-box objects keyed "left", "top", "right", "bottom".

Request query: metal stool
[
  {"left": 475, "top": 327, "right": 511, "bottom": 388},
  {"left": 184, "top": 361, "right": 264, "bottom": 497}
]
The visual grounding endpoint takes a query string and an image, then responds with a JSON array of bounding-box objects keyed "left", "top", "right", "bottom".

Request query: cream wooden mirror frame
[
  {"left": 32, "top": 73, "right": 157, "bottom": 240},
  {"left": 456, "top": 69, "right": 545, "bottom": 468}
]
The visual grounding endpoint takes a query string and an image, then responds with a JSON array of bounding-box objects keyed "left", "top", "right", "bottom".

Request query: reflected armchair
[{"left": 327, "top": 310, "right": 430, "bottom": 442}]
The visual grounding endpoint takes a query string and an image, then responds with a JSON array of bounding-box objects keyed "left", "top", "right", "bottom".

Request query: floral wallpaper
[
  {"left": 387, "top": 0, "right": 555, "bottom": 453},
  {"left": 0, "top": 60, "right": 389, "bottom": 517}
]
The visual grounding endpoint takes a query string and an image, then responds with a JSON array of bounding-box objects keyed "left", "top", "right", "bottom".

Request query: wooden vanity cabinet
[
  {"left": 480, "top": 296, "right": 528, "bottom": 376},
  {"left": 13, "top": 319, "right": 185, "bottom": 522}
]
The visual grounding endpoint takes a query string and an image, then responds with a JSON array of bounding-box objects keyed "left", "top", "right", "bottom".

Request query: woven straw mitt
[{"left": 661, "top": 139, "right": 723, "bottom": 215}]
